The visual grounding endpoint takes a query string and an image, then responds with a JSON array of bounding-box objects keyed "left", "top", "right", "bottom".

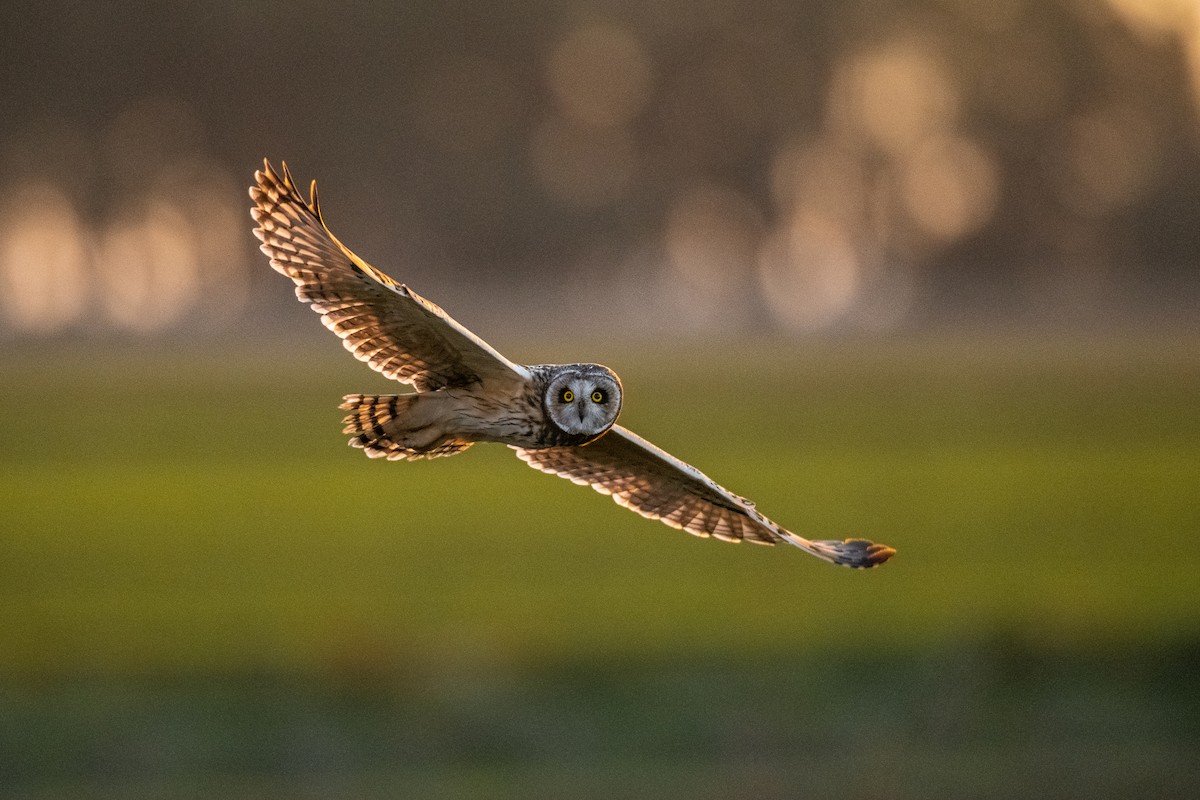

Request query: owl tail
[{"left": 339, "top": 394, "right": 474, "bottom": 460}]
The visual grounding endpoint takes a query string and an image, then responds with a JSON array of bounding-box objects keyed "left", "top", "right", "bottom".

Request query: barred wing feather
[
  {"left": 513, "top": 426, "right": 895, "bottom": 568},
  {"left": 250, "top": 159, "right": 529, "bottom": 392}
]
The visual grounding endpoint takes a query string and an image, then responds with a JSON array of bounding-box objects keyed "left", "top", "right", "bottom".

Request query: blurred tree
[{"left": 0, "top": 0, "right": 1196, "bottom": 337}]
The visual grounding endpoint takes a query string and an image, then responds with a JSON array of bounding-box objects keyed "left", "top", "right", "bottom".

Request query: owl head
[{"left": 544, "top": 364, "right": 623, "bottom": 440}]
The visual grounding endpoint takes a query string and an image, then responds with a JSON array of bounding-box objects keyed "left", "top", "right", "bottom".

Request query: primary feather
[
  {"left": 514, "top": 426, "right": 895, "bottom": 567},
  {"left": 250, "top": 160, "right": 529, "bottom": 392}
]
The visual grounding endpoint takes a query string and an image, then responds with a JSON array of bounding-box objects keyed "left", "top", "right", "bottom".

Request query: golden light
[
  {"left": 94, "top": 200, "right": 199, "bottom": 332},
  {"left": 154, "top": 161, "right": 250, "bottom": 328},
  {"left": 770, "top": 136, "right": 867, "bottom": 227},
  {"left": 0, "top": 183, "right": 89, "bottom": 333},
  {"left": 830, "top": 38, "right": 960, "bottom": 155},
  {"left": 1056, "top": 105, "right": 1159, "bottom": 216},
  {"left": 547, "top": 23, "right": 652, "bottom": 128},
  {"left": 1104, "top": 0, "right": 1200, "bottom": 118},
  {"left": 901, "top": 135, "right": 1001, "bottom": 240},
  {"left": 664, "top": 183, "right": 763, "bottom": 321},
  {"left": 1191, "top": 23, "right": 1200, "bottom": 117},
  {"left": 757, "top": 212, "right": 860, "bottom": 331},
  {"left": 1104, "top": 0, "right": 1196, "bottom": 37}
]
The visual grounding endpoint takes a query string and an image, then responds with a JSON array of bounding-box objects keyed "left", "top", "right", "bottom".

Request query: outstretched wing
[
  {"left": 513, "top": 426, "right": 895, "bottom": 568},
  {"left": 250, "top": 159, "right": 530, "bottom": 392}
]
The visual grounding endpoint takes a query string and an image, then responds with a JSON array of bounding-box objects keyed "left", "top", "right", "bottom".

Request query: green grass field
[{"left": 2, "top": 335, "right": 1198, "bottom": 797}]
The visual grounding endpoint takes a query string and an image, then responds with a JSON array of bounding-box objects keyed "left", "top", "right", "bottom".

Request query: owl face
[{"left": 544, "top": 364, "right": 622, "bottom": 439}]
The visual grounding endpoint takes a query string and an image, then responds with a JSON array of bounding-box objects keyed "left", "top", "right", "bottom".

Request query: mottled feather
[
  {"left": 252, "top": 159, "right": 896, "bottom": 568},
  {"left": 250, "top": 159, "right": 529, "bottom": 392},
  {"left": 514, "top": 426, "right": 895, "bottom": 568},
  {"left": 338, "top": 393, "right": 474, "bottom": 460}
]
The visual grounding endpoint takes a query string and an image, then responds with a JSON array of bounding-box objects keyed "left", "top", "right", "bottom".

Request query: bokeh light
[
  {"left": 1056, "top": 104, "right": 1161, "bottom": 216},
  {"left": 758, "top": 211, "right": 860, "bottom": 331},
  {"left": 94, "top": 200, "right": 199, "bottom": 332},
  {"left": 0, "top": 102, "right": 246, "bottom": 336},
  {"left": 547, "top": 23, "right": 653, "bottom": 129},
  {"left": 830, "top": 37, "right": 960, "bottom": 156},
  {"left": 0, "top": 0, "right": 1197, "bottom": 338},
  {"left": 1104, "top": 0, "right": 1200, "bottom": 120},
  {"left": 770, "top": 137, "right": 867, "bottom": 225},
  {"left": 664, "top": 182, "right": 763, "bottom": 325},
  {"left": 901, "top": 135, "right": 1001, "bottom": 240},
  {"left": 0, "top": 183, "right": 89, "bottom": 333}
]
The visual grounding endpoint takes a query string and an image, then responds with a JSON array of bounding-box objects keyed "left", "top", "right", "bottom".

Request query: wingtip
[
  {"left": 830, "top": 538, "right": 896, "bottom": 569},
  {"left": 783, "top": 534, "right": 896, "bottom": 568},
  {"left": 310, "top": 179, "right": 322, "bottom": 219},
  {"left": 253, "top": 158, "right": 271, "bottom": 191},
  {"left": 281, "top": 161, "right": 296, "bottom": 190}
]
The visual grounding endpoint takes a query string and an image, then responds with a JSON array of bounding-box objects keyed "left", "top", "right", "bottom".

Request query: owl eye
[
  {"left": 591, "top": 390, "right": 605, "bottom": 403},
  {"left": 561, "top": 389, "right": 574, "bottom": 403}
]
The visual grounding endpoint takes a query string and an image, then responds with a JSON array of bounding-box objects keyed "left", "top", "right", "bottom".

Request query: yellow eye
[
  {"left": 561, "top": 389, "right": 574, "bottom": 403},
  {"left": 591, "top": 390, "right": 604, "bottom": 403}
]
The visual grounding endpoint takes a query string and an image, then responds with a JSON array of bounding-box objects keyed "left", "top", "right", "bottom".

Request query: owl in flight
[{"left": 250, "top": 160, "right": 895, "bottom": 568}]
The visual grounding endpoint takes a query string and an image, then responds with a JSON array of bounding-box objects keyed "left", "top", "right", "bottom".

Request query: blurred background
[{"left": 1, "top": 0, "right": 1198, "bottom": 797}]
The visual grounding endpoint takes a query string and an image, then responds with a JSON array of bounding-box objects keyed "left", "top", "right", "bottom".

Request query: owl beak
[{"left": 577, "top": 404, "right": 587, "bottom": 422}]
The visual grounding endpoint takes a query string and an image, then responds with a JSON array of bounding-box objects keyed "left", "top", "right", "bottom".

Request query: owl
[{"left": 250, "top": 160, "right": 895, "bottom": 568}]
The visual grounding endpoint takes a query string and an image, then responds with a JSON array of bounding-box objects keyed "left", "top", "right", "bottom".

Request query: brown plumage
[{"left": 251, "top": 159, "right": 896, "bottom": 568}]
